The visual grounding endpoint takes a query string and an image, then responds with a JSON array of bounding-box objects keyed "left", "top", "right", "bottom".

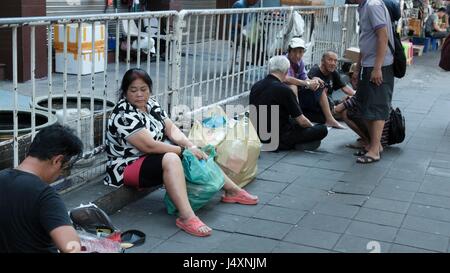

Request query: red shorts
[{"left": 123, "top": 154, "right": 165, "bottom": 188}]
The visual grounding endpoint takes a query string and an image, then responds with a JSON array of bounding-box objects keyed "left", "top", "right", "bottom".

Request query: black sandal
[
  {"left": 353, "top": 150, "right": 367, "bottom": 156},
  {"left": 356, "top": 155, "right": 380, "bottom": 164}
]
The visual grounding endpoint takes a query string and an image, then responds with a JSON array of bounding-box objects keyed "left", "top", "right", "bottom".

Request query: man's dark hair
[
  {"left": 438, "top": 7, "right": 447, "bottom": 13},
  {"left": 118, "top": 68, "right": 153, "bottom": 100},
  {"left": 27, "top": 124, "right": 83, "bottom": 163}
]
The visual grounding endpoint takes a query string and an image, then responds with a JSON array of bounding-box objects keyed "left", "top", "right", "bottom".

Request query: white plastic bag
[
  {"left": 78, "top": 231, "right": 122, "bottom": 253},
  {"left": 302, "top": 32, "right": 315, "bottom": 66}
]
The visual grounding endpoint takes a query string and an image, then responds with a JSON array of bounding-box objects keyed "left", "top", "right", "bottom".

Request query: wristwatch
[{"left": 305, "top": 81, "right": 310, "bottom": 89}]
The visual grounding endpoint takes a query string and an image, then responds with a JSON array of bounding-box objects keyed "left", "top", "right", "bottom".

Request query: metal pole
[
  {"left": 155, "top": 17, "right": 161, "bottom": 96},
  {"left": 190, "top": 15, "right": 199, "bottom": 110},
  {"left": 103, "top": 22, "right": 109, "bottom": 144},
  {"left": 91, "top": 22, "right": 96, "bottom": 151},
  {"left": 12, "top": 27, "right": 18, "bottom": 167},
  {"left": 171, "top": 12, "right": 185, "bottom": 114},
  {"left": 126, "top": 19, "right": 131, "bottom": 71},
  {"left": 205, "top": 14, "right": 214, "bottom": 105},
  {"left": 137, "top": 18, "right": 141, "bottom": 68},
  {"left": 198, "top": 16, "right": 207, "bottom": 106},
  {"left": 30, "top": 26, "right": 36, "bottom": 140},
  {"left": 183, "top": 16, "right": 192, "bottom": 106},
  {"left": 77, "top": 22, "right": 83, "bottom": 138},
  {"left": 115, "top": 18, "right": 120, "bottom": 93},
  {"left": 47, "top": 25, "right": 53, "bottom": 116},
  {"left": 63, "top": 23, "right": 68, "bottom": 125},
  {"left": 163, "top": 17, "right": 170, "bottom": 109}
]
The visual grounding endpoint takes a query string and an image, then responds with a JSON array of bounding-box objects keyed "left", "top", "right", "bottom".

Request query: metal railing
[{"left": 0, "top": 5, "right": 358, "bottom": 191}]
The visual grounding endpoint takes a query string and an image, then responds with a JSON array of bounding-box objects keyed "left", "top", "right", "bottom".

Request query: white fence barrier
[{"left": 0, "top": 5, "right": 358, "bottom": 191}]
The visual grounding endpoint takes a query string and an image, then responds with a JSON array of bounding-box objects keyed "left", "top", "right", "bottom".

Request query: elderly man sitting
[
  {"left": 306, "top": 50, "right": 356, "bottom": 127},
  {"left": 249, "top": 55, "right": 328, "bottom": 151},
  {"left": 283, "top": 38, "right": 347, "bottom": 129}
]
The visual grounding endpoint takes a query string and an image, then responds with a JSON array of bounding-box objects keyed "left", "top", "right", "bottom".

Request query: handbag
[
  {"left": 387, "top": 31, "right": 407, "bottom": 78},
  {"left": 388, "top": 107, "right": 406, "bottom": 145}
]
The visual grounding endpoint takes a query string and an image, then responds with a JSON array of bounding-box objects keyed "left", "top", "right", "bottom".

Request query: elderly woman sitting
[{"left": 104, "top": 68, "right": 258, "bottom": 237}]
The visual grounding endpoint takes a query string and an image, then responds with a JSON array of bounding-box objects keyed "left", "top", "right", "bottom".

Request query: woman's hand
[{"left": 189, "top": 146, "right": 208, "bottom": 160}]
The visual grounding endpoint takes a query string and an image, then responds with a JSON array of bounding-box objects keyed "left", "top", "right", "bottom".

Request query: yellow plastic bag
[
  {"left": 188, "top": 106, "right": 227, "bottom": 147},
  {"left": 187, "top": 106, "right": 261, "bottom": 188},
  {"left": 216, "top": 116, "right": 261, "bottom": 188}
]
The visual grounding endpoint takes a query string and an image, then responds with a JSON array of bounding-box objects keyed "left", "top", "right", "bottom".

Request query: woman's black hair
[{"left": 118, "top": 68, "right": 153, "bottom": 100}]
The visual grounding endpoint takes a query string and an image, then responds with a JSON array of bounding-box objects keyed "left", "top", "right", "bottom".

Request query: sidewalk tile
[
  {"left": 394, "top": 229, "right": 449, "bottom": 252},
  {"left": 363, "top": 197, "right": 410, "bottom": 214},
  {"left": 235, "top": 218, "right": 293, "bottom": 240},
  {"left": 283, "top": 227, "right": 341, "bottom": 250},
  {"left": 272, "top": 242, "right": 331, "bottom": 253},
  {"left": 345, "top": 221, "right": 398, "bottom": 242},
  {"left": 334, "top": 235, "right": 391, "bottom": 253},
  {"left": 354, "top": 207, "right": 405, "bottom": 228},
  {"left": 252, "top": 205, "right": 307, "bottom": 224},
  {"left": 312, "top": 201, "right": 360, "bottom": 219},
  {"left": 298, "top": 213, "right": 351, "bottom": 233}
]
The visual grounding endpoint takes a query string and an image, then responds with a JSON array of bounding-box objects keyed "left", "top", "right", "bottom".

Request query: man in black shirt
[
  {"left": 250, "top": 55, "right": 328, "bottom": 151},
  {"left": 301, "top": 51, "right": 356, "bottom": 129},
  {"left": 0, "top": 124, "right": 83, "bottom": 253}
]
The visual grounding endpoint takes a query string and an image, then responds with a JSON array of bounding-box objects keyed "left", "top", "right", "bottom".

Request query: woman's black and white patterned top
[{"left": 104, "top": 97, "right": 168, "bottom": 187}]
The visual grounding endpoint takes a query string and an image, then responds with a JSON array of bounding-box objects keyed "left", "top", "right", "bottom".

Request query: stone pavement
[{"left": 63, "top": 51, "right": 450, "bottom": 253}]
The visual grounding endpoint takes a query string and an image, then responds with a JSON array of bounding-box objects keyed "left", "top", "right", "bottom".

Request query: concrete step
[{"left": 61, "top": 176, "right": 157, "bottom": 215}]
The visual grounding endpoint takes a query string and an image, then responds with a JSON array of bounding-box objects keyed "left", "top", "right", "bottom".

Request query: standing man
[
  {"left": 349, "top": 0, "right": 395, "bottom": 164},
  {"left": 0, "top": 124, "right": 83, "bottom": 253}
]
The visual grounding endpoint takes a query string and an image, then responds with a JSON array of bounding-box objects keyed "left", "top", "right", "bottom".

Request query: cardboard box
[
  {"left": 344, "top": 47, "right": 360, "bottom": 63},
  {"left": 54, "top": 23, "right": 106, "bottom": 75},
  {"left": 54, "top": 23, "right": 105, "bottom": 52},
  {"left": 55, "top": 51, "right": 105, "bottom": 75}
]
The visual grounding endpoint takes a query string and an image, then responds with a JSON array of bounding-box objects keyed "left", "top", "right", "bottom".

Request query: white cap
[{"left": 288, "top": 37, "right": 306, "bottom": 49}]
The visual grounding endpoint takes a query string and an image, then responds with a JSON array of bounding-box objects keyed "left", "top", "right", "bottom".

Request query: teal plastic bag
[
  {"left": 202, "top": 116, "right": 227, "bottom": 129},
  {"left": 164, "top": 145, "right": 225, "bottom": 215}
]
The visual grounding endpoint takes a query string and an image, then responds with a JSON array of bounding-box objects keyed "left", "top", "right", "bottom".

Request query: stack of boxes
[{"left": 54, "top": 23, "right": 106, "bottom": 75}]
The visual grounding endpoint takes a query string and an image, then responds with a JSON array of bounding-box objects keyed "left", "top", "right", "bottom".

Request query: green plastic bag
[{"left": 164, "top": 145, "right": 225, "bottom": 215}]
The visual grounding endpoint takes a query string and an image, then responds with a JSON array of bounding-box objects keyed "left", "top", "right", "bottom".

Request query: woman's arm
[
  {"left": 127, "top": 128, "right": 183, "bottom": 156},
  {"left": 164, "top": 118, "right": 208, "bottom": 160},
  {"left": 164, "top": 118, "right": 195, "bottom": 148}
]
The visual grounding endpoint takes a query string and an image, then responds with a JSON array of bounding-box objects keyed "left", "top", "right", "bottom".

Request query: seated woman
[{"left": 104, "top": 68, "right": 258, "bottom": 237}]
